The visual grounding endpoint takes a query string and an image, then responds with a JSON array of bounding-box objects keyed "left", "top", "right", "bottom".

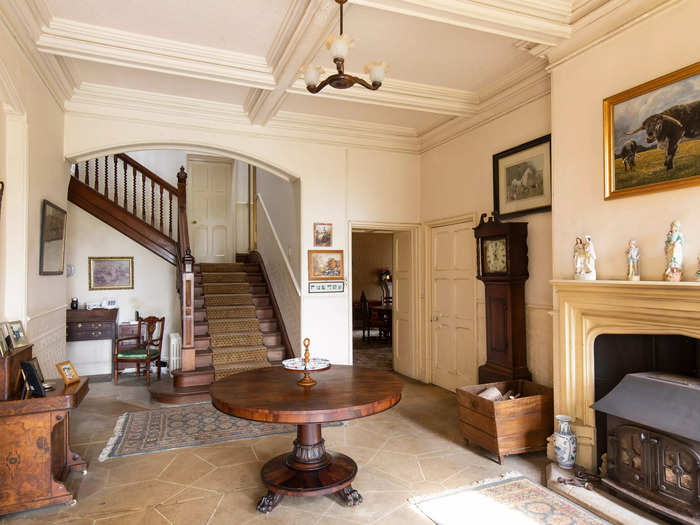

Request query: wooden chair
[{"left": 113, "top": 316, "right": 164, "bottom": 385}]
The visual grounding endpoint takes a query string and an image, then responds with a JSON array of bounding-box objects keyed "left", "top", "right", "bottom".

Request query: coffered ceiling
[{"left": 0, "top": 0, "right": 674, "bottom": 152}]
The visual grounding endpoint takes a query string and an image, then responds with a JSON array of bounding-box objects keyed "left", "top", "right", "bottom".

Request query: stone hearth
[{"left": 550, "top": 280, "right": 700, "bottom": 472}]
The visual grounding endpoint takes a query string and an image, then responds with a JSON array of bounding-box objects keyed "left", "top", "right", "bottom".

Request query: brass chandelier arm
[{"left": 306, "top": 74, "right": 381, "bottom": 94}]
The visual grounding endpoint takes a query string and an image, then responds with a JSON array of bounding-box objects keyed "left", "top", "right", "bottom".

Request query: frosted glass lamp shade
[
  {"left": 325, "top": 34, "right": 354, "bottom": 60},
  {"left": 364, "top": 62, "right": 388, "bottom": 84},
  {"left": 302, "top": 65, "right": 323, "bottom": 87}
]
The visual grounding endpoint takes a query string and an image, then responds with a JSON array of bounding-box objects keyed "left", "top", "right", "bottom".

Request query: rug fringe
[
  {"left": 98, "top": 412, "right": 128, "bottom": 462},
  {"left": 409, "top": 471, "right": 523, "bottom": 505}
]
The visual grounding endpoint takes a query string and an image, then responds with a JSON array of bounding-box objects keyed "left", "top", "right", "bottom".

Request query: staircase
[{"left": 68, "top": 153, "right": 292, "bottom": 403}]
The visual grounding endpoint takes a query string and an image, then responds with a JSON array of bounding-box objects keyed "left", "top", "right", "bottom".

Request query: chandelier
[{"left": 302, "top": 0, "right": 388, "bottom": 94}]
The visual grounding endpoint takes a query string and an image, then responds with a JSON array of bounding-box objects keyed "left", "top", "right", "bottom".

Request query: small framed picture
[
  {"left": 0, "top": 334, "right": 8, "bottom": 357},
  {"left": 39, "top": 200, "right": 67, "bottom": 275},
  {"left": 313, "top": 223, "right": 332, "bottom": 247},
  {"left": 31, "top": 357, "right": 45, "bottom": 383},
  {"left": 493, "top": 134, "right": 551, "bottom": 219},
  {"left": 88, "top": 257, "right": 134, "bottom": 290},
  {"left": 309, "top": 281, "right": 344, "bottom": 293},
  {"left": 308, "top": 250, "right": 344, "bottom": 281},
  {"left": 56, "top": 360, "right": 80, "bottom": 385},
  {"left": 20, "top": 361, "right": 45, "bottom": 397},
  {"left": 7, "top": 320, "right": 29, "bottom": 347}
]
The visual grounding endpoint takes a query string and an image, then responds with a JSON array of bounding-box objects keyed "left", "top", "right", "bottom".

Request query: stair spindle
[
  {"left": 151, "top": 180, "right": 155, "bottom": 228},
  {"left": 94, "top": 158, "right": 99, "bottom": 192},
  {"left": 169, "top": 192, "right": 173, "bottom": 238},
  {"left": 142, "top": 172, "right": 146, "bottom": 220},
  {"left": 123, "top": 158, "right": 128, "bottom": 209},
  {"left": 113, "top": 156, "right": 118, "bottom": 204},
  {"left": 85, "top": 160, "right": 90, "bottom": 187},
  {"left": 159, "top": 186, "right": 164, "bottom": 232},
  {"left": 104, "top": 156, "right": 109, "bottom": 198},
  {"left": 74, "top": 163, "right": 79, "bottom": 179},
  {"left": 132, "top": 165, "right": 137, "bottom": 215}
]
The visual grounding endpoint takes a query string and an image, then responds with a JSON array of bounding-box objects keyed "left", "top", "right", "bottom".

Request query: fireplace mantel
[{"left": 550, "top": 279, "right": 700, "bottom": 471}]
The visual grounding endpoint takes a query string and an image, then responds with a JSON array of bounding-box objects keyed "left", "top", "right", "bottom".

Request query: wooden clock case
[{"left": 473, "top": 213, "right": 532, "bottom": 383}]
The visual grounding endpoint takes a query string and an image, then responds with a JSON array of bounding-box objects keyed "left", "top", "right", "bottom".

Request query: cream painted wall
[
  {"left": 352, "top": 232, "right": 393, "bottom": 302},
  {"left": 551, "top": 0, "right": 700, "bottom": 283},
  {"left": 65, "top": 204, "right": 179, "bottom": 375},
  {"left": 421, "top": 96, "right": 553, "bottom": 386},
  {"left": 256, "top": 167, "right": 301, "bottom": 283},
  {"left": 0, "top": 20, "right": 68, "bottom": 378},
  {"left": 63, "top": 116, "right": 421, "bottom": 366}
]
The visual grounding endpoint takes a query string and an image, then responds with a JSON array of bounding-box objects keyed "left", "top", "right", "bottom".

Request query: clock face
[{"left": 484, "top": 238, "right": 507, "bottom": 273}]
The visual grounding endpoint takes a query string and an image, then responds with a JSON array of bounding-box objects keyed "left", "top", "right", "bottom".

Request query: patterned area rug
[
  {"left": 411, "top": 473, "right": 609, "bottom": 525},
  {"left": 99, "top": 402, "right": 340, "bottom": 461}
]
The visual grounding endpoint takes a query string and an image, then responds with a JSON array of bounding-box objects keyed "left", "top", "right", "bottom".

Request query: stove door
[
  {"left": 610, "top": 425, "right": 649, "bottom": 489},
  {"left": 656, "top": 433, "right": 700, "bottom": 509}
]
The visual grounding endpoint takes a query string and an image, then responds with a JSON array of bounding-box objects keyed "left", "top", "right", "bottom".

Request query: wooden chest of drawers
[{"left": 66, "top": 309, "right": 118, "bottom": 342}]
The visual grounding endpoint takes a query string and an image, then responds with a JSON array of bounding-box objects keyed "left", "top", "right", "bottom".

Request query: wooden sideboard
[
  {"left": 66, "top": 308, "right": 118, "bottom": 342},
  {"left": 0, "top": 345, "right": 89, "bottom": 515}
]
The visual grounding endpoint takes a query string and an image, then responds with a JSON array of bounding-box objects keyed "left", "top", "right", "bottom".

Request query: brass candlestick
[{"left": 297, "top": 338, "right": 317, "bottom": 387}]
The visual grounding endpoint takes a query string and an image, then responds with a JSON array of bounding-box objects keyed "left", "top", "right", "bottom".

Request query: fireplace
[{"left": 592, "top": 372, "right": 700, "bottom": 524}]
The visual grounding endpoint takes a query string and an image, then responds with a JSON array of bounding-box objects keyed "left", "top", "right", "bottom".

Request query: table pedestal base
[{"left": 256, "top": 423, "right": 362, "bottom": 513}]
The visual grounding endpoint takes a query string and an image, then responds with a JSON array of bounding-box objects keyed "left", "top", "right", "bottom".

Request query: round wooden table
[{"left": 210, "top": 365, "right": 402, "bottom": 513}]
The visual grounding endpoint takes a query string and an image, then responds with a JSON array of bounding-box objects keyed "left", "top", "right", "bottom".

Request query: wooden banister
[{"left": 115, "top": 153, "right": 178, "bottom": 195}]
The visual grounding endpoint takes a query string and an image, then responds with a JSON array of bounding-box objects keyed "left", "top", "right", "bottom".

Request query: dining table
[{"left": 210, "top": 364, "right": 403, "bottom": 513}]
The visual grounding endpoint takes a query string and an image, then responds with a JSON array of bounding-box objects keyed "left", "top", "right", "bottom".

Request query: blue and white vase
[{"left": 554, "top": 414, "right": 577, "bottom": 469}]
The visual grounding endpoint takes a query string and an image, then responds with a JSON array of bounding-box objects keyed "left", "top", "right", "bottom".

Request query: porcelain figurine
[
  {"left": 626, "top": 240, "right": 640, "bottom": 281},
  {"left": 553, "top": 414, "right": 577, "bottom": 469},
  {"left": 573, "top": 237, "right": 586, "bottom": 279},
  {"left": 664, "top": 220, "right": 684, "bottom": 282}
]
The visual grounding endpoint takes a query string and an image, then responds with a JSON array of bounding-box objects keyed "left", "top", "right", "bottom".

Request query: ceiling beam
[
  {"left": 287, "top": 72, "right": 479, "bottom": 116},
  {"left": 246, "top": 0, "right": 339, "bottom": 126},
  {"left": 351, "top": 0, "right": 572, "bottom": 46}
]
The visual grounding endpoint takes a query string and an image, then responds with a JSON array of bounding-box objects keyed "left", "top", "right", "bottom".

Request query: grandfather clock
[{"left": 473, "top": 213, "right": 531, "bottom": 383}]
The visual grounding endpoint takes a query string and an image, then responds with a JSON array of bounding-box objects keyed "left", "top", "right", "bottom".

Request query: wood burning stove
[{"left": 592, "top": 372, "right": 700, "bottom": 524}]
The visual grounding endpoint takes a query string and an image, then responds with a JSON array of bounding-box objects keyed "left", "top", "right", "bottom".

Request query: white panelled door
[
  {"left": 393, "top": 231, "right": 415, "bottom": 379},
  {"left": 431, "top": 221, "right": 476, "bottom": 392},
  {"left": 187, "top": 158, "right": 233, "bottom": 263}
]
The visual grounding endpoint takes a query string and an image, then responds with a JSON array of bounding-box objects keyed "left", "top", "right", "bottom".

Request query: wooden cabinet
[
  {"left": 66, "top": 309, "right": 118, "bottom": 342},
  {"left": 0, "top": 345, "right": 88, "bottom": 515}
]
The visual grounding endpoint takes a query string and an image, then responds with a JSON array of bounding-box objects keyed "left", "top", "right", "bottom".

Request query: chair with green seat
[{"left": 113, "top": 316, "right": 165, "bottom": 385}]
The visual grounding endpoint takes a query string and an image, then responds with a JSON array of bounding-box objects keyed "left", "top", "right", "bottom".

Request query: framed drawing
[
  {"left": 604, "top": 62, "right": 699, "bottom": 199},
  {"left": 7, "top": 320, "right": 29, "bottom": 347},
  {"left": 88, "top": 257, "right": 134, "bottom": 290},
  {"left": 39, "top": 200, "right": 67, "bottom": 275},
  {"left": 493, "top": 135, "right": 551, "bottom": 219},
  {"left": 20, "top": 361, "right": 45, "bottom": 397},
  {"left": 56, "top": 360, "right": 80, "bottom": 385},
  {"left": 313, "top": 223, "right": 332, "bottom": 247},
  {"left": 308, "top": 250, "right": 344, "bottom": 281},
  {"left": 309, "top": 281, "right": 344, "bottom": 293}
]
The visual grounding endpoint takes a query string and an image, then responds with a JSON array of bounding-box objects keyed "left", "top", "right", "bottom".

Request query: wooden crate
[{"left": 456, "top": 380, "right": 553, "bottom": 464}]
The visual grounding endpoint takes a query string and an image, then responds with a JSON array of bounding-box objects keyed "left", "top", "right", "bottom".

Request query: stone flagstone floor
[{"left": 1, "top": 374, "right": 546, "bottom": 524}]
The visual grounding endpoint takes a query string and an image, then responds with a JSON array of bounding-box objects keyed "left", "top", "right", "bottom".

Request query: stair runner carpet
[{"left": 200, "top": 263, "right": 271, "bottom": 381}]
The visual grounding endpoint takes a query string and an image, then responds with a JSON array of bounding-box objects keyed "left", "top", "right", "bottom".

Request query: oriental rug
[
  {"left": 411, "top": 473, "right": 609, "bottom": 525},
  {"left": 99, "top": 402, "right": 341, "bottom": 461}
]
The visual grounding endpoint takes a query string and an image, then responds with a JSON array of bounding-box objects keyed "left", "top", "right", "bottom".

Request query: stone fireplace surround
[{"left": 550, "top": 280, "right": 700, "bottom": 472}]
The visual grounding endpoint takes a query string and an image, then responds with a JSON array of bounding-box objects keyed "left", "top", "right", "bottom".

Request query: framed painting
[
  {"left": 39, "top": 200, "right": 67, "bottom": 275},
  {"left": 56, "top": 360, "right": 80, "bottom": 385},
  {"left": 7, "top": 320, "right": 29, "bottom": 347},
  {"left": 604, "top": 62, "right": 700, "bottom": 199},
  {"left": 313, "top": 223, "right": 332, "bottom": 247},
  {"left": 493, "top": 135, "right": 551, "bottom": 219},
  {"left": 88, "top": 256, "right": 134, "bottom": 290},
  {"left": 308, "top": 250, "right": 344, "bottom": 281}
]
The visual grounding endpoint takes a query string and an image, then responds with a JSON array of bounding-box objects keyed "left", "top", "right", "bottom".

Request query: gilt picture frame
[
  {"left": 313, "top": 223, "right": 332, "bottom": 247},
  {"left": 604, "top": 62, "right": 700, "bottom": 200},
  {"left": 308, "top": 250, "right": 344, "bottom": 281},
  {"left": 39, "top": 200, "right": 67, "bottom": 275},
  {"left": 88, "top": 257, "right": 134, "bottom": 290},
  {"left": 56, "top": 360, "right": 80, "bottom": 385},
  {"left": 493, "top": 135, "right": 552, "bottom": 219}
]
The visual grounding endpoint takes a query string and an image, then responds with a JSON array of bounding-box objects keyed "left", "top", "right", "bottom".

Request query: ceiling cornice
[
  {"left": 420, "top": 62, "right": 550, "bottom": 152},
  {"left": 66, "top": 83, "right": 420, "bottom": 154},
  {"left": 350, "top": 0, "right": 572, "bottom": 46},
  {"left": 36, "top": 17, "right": 276, "bottom": 90},
  {"left": 287, "top": 72, "right": 479, "bottom": 116},
  {"left": 0, "top": 0, "right": 77, "bottom": 109}
]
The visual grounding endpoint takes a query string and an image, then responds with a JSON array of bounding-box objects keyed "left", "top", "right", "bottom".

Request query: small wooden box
[{"left": 456, "top": 380, "right": 553, "bottom": 464}]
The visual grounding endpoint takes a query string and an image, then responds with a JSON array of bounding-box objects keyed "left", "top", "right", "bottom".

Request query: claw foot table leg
[
  {"left": 257, "top": 491, "right": 283, "bottom": 513},
  {"left": 338, "top": 485, "right": 363, "bottom": 506}
]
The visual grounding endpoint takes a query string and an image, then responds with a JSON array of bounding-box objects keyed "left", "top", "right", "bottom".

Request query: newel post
[{"left": 181, "top": 248, "right": 196, "bottom": 371}]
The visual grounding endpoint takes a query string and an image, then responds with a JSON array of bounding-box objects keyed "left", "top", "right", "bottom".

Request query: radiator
[{"left": 169, "top": 333, "right": 182, "bottom": 373}]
